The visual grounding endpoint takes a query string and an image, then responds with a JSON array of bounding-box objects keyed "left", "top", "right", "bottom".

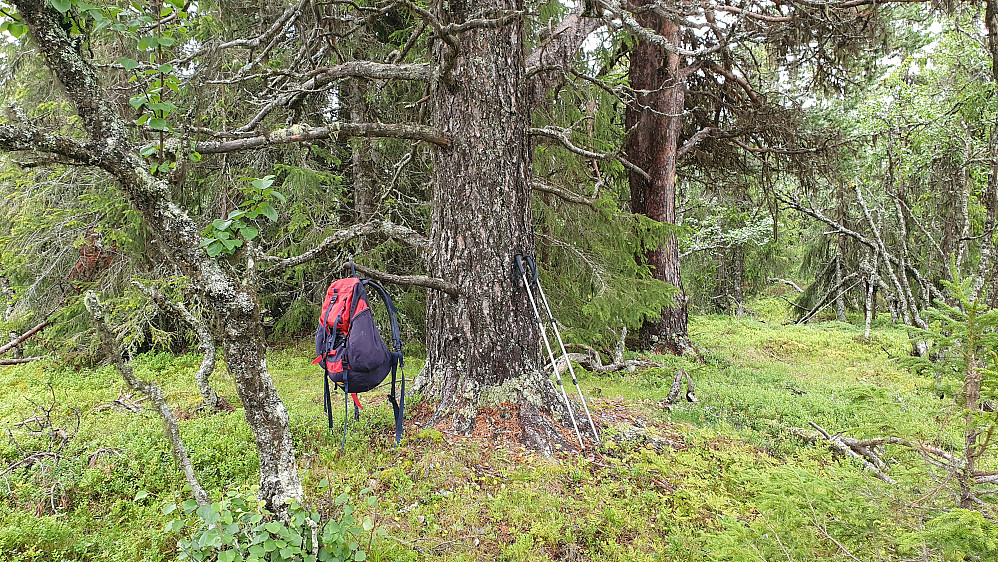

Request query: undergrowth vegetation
[{"left": 2, "top": 301, "right": 996, "bottom": 561}]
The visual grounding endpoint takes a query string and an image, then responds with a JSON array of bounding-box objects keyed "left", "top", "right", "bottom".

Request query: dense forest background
[{"left": 2, "top": 0, "right": 998, "bottom": 560}]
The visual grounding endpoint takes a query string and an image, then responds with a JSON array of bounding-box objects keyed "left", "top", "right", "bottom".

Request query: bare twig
[{"left": 263, "top": 219, "right": 428, "bottom": 273}]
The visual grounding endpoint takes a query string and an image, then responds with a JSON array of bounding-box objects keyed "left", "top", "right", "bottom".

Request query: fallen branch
[
  {"left": 0, "top": 320, "right": 50, "bottom": 356},
  {"left": 90, "top": 388, "right": 149, "bottom": 414},
  {"left": 0, "top": 356, "right": 44, "bottom": 365},
  {"left": 790, "top": 422, "right": 899, "bottom": 483},
  {"left": 662, "top": 369, "right": 697, "bottom": 405}
]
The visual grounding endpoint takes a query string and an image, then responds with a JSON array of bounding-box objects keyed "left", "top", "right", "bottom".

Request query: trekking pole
[
  {"left": 525, "top": 256, "right": 600, "bottom": 445},
  {"left": 514, "top": 254, "right": 585, "bottom": 450}
]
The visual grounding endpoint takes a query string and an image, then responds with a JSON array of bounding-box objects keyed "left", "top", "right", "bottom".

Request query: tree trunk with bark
[
  {"left": 415, "top": 0, "right": 577, "bottom": 452},
  {"left": 625, "top": 4, "right": 689, "bottom": 354},
  {"left": 12, "top": 0, "right": 302, "bottom": 512},
  {"left": 347, "top": 79, "right": 379, "bottom": 221}
]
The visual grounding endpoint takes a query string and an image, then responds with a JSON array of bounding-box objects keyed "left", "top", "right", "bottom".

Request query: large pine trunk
[
  {"left": 416, "top": 0, "right": 576, "bottom": 451},
  {"left": 625, "top": 7, "right": 690, "bottom": 354}
]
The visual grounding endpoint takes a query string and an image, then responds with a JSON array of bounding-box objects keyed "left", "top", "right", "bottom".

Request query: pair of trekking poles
[{"left": 513, "top": 254, "right": 600, "bottom": 450}]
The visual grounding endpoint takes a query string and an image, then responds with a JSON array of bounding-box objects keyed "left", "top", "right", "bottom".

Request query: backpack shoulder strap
[
  {"left": 359, "top": 278, "right": 406, "bottom": 445},
  {"left": 359, "top": 279, "right": 402, "bottom": 354}
]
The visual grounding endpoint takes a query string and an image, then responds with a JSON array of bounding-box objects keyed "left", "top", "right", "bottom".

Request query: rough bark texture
[
  {"left": 13, "top": 0, "right": 302, "bottom": 512},
  {"left": 416, "top": 0, "right": 578, "bottom": 451},
  {"left": 347, "top": 79, "right": 379, "bottom": 221},
  {"left": 525, "top": 3, "right": 601, "bottom": 109},
  {"left": 624, "top": 3, "right": 690, "bottom": 354}
]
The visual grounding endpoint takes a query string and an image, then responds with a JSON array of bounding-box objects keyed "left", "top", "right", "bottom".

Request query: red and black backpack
[{"left": 313, "top": 266, "right": 404, "bottom": 446}]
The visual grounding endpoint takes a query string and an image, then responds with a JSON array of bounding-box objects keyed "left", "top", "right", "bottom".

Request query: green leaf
[
  {"left": 361, "top": 517, "right": 374, "bottom": 532},
  {"left": 117, "top": 57, "right": 141, "bottom": 71},
  {"left": 221, "top": 238, "right": 243, "bottom": 251},
  {"left": 158, "top": 36, "right": 176, "bottom": 47},
  {"left": 139, "top": 145, "right": 158, "bottom": 157},
  {"left": 239, "top": 226, "right": 259, "bottom": 241},
  {"left": 129, "top": 95, "right": 148, "bottom": 109},
  {"left": 147, "top": 102, "right": 178, "bottom": 114},
  {"left": 269, "top": 190, "right": 287, "bottom": 204},
  {"left": 206, "top": 241, "right": 224, "bottom": 257},
  {"left": 251, "top": 177, "right": 275, "bottom": 190},
  {"left": 134, "top": 490, "right": 149, "bottom": 501},
  {"left": 227, "top": 209, "right": 246, "bottom": 220},
  {"left": 137, "top": 36, "right": 159, "bottom": 50},
  {"left": 1, "top": 21, "right": 27, "bottom": 39},
  {"left": 317, "top": 478, "right": 329, "bottom": 490},
  {"left": 260, "top": 204, "right": 278, "bottom": 222},
  {"left": 212, "top": 219, "right": 232, "bottom": 231},
  {"left": 162, "top": 502, "right": 177, "bottom": 515},
  {"left": 196, "top": 502, "right": 220, "bottom": 525},
  {"left": 218, "top": 551, "right": 236, "bottom": 562},
  {"left": 354, "top": 550, "right": 366, "bottom": 561},
  {"left": 149, "top": 118, "right": 168, "bottom": 131},
  {"left": 157, "top": 63, "right": 175, "bottom": 74},
  {"left": 50, "top": 0, "right": 72, "bottom": 14}
]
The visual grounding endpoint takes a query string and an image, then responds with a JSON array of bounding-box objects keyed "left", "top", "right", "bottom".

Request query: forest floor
[{"left": 1, "top": 299, "right": 996, "bottom": 561}]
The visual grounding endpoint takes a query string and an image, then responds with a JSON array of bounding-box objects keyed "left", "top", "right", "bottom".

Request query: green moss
[{"left": 0, "top": 318, "right": 993, "bottom": 560}]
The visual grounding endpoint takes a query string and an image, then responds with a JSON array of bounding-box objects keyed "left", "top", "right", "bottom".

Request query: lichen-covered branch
[
  {"left": 0, "top": 123, "right": 99, "bottom": 165},
  {"left": 196, "top": 122, "right": 450, "bottom": 153},
  {"left": 530, "top": 179, "right": 598, "bottom": 209},
  {"left": 132, "top": 282, "right": 223, "bottom": 412},
  {"left": 530, "top": 126, "right": 650, "bottom": 181},
  {"left": 238, "top": 62, "right": 432, "bottom": 132},
  {"left": 84, "top": 292, "right": 208, "bottom": 506},
  {"left": 0, "top": 320, "right": 50, "bottom": 356}
]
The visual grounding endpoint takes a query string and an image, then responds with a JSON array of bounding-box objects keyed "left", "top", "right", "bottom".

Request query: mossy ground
[{"left": 1, "top": 299, "right": 995, "bottom": 561}]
